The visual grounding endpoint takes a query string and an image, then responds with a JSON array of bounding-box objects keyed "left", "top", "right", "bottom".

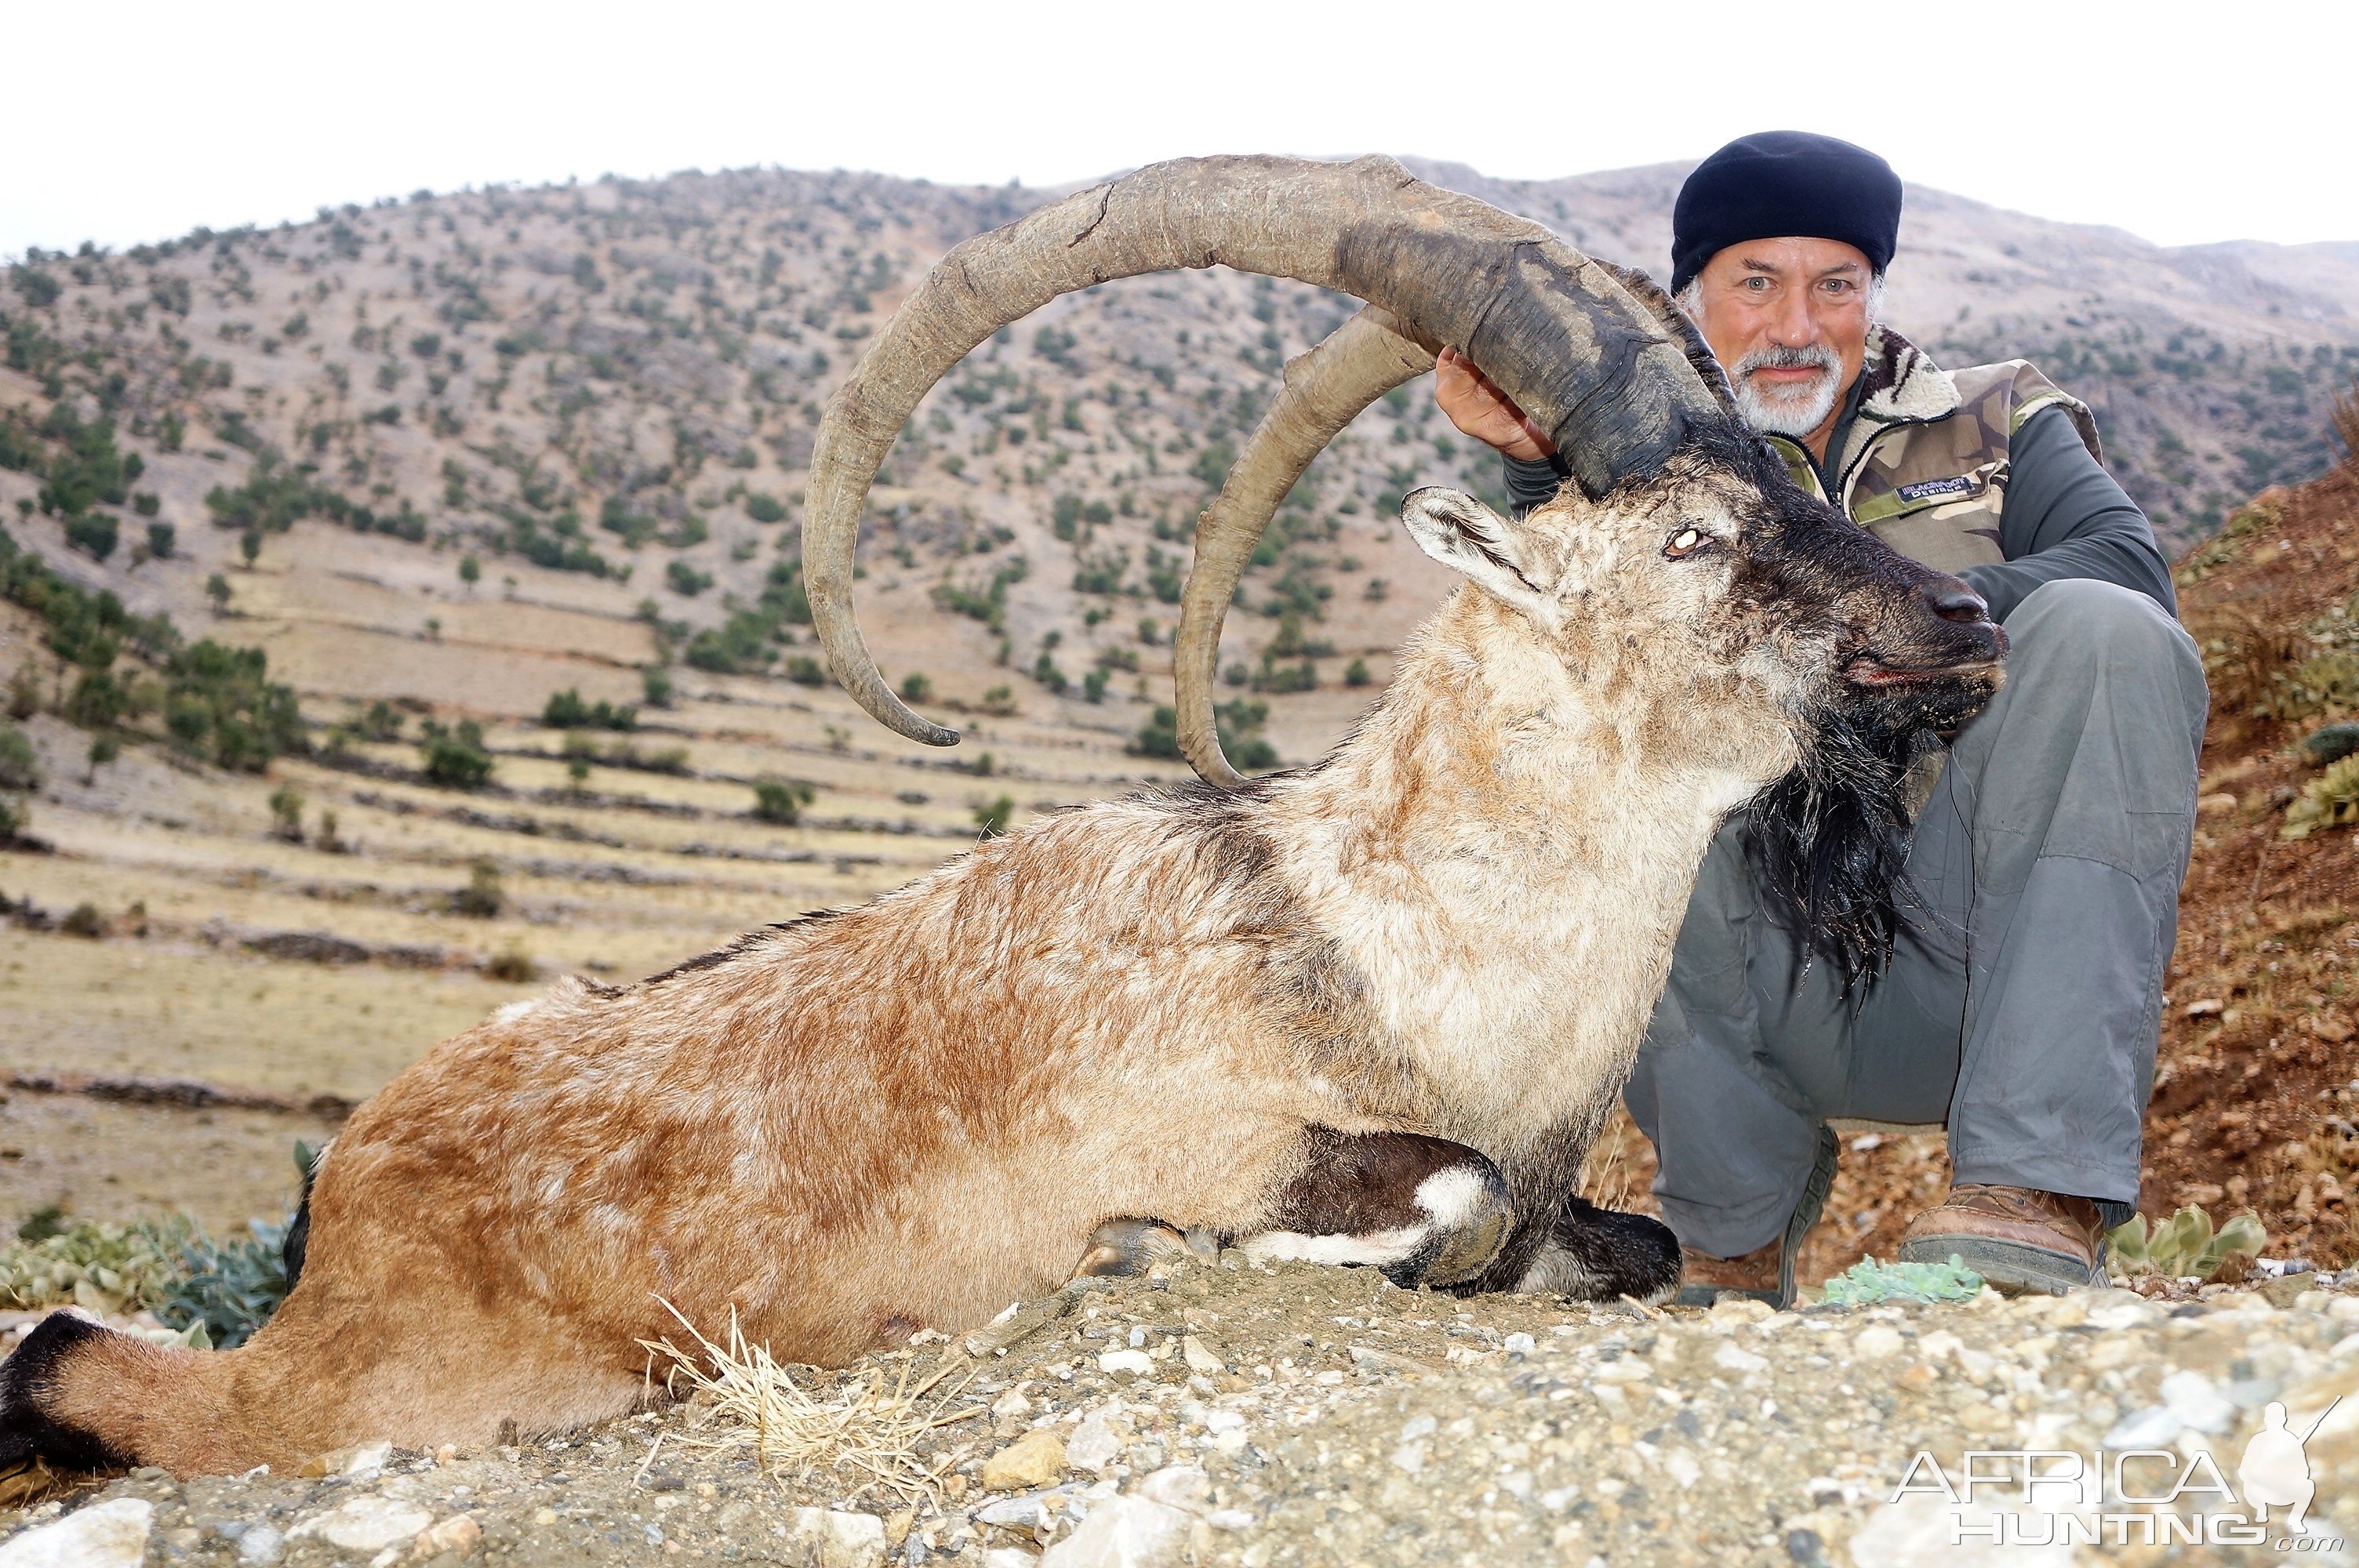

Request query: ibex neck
[{"left": 1264, "top": 588, "right": 1783, "bottom": 1139}]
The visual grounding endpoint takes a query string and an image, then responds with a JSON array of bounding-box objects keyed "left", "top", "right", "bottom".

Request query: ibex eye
[{"left": 1665, "top": 527, "right": 1707, "bottom": 558}]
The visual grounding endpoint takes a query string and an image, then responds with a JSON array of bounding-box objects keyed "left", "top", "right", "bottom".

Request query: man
[{"left": 1438, "top": 131, "right": 2205, "bottom": 1304}]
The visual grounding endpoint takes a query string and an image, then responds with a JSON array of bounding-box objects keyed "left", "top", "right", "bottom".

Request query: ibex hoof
[{"left": 1072, "top": 1218, "right": 1219, "bottom": 1279}]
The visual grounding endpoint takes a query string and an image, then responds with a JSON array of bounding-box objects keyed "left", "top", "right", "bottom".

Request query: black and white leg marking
[
  {"left": 1238, "top": 1128, "right": 1513, "bottom": 1290},
  {"left": 1515, "top": 1195, "right": 1682, "bottom": 1305}
]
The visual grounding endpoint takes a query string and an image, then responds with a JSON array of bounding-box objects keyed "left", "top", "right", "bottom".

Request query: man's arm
[{"left": 1958, "top": 406, "right": 2176, "bottom": 622}]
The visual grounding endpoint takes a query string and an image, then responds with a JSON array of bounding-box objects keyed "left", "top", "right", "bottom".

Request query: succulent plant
[
  {"left": 2283, "top": 755, "right": 2359, "bottom": 839},
  {"left": 1817, "top": 1255, "right": 1984, "bottom": 1306},
  {"left": 2106, "top": 1205, "right": 2266, "bottom": 1283}
]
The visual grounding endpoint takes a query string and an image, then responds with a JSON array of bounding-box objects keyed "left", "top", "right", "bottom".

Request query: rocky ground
[{"left": 9, "top": 1254, "right": 2359, "bottom": 1567}]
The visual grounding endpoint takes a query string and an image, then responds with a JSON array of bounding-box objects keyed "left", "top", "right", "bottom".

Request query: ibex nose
[{"left": 1919, "top": 579, "right": 1990, "bottom": 626}]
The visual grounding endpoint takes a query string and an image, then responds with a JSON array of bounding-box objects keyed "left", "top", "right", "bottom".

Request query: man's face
[{"left": 1685, "top": 238, "right": 1876, "bottom": 444}]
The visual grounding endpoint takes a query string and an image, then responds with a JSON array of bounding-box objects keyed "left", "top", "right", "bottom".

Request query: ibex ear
[{"left": 1401, "top": 488, "right": 1551, "bottom": 617}]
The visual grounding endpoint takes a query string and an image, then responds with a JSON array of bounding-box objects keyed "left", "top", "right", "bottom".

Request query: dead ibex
[{"left": 2, "top": 157, "right": 2003, "bottom": 1475}]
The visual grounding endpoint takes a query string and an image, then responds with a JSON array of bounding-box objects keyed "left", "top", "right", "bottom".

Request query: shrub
[
  {"left": 267, "top": 782, "right": 305, "bottom": 843},
  {"left": 64, "top": 513, "right": 118, "bottom": 561},
  {"left": 2284, "top": 755, "right": 2359, "bottom": 840},
  {"left": 0, "top": 723, "right": 38, "bottom": 791},
  {"left": 972, "top": 793, "right": 1015, "bottom": 837},
  {"left": 640, "top": 665, "right": 674, "bottom": 708},
  {"left": 666, "top": 561, "right": 712, "bottom": 597},
  {"left": 146, "top": 521, "right": 175, "bottom": 558},
  {"left": 449, "top": 858, "right": 503, "bottom": 917},
  {"left": 744, "top": 492, "right": 787, "bottom": 524},
  {"left": 60, "top": 902, "right": 104, "bottom": 938},
  {"left": 980, "top": 684, "right": 1017, "bottom": 716},
  {"left": 418, "top": 718, "right": 495, "bottom": 788},
  {"left": 899, "top": 672, "right": 932, "bottom": 702},
  {"left": 751, "top": 775, "right": 816, "bottom": 825},
  {"left": 1344, "top": 658, "right": 1372, "bottom": 688},
  {"left": 154, "top": 1217, "right": 290, "bottom": 1349},
  {"left": 132, "top": 492, "right": 160, "bottom": 517},
  {"left": 785, "top": 655, "right": 827, "bottom": 687},
  {"left": 541, "top": 687, "right": 637, "bottom": 731},
  {"left": 1129, "top": 700, "right": 1277, "bottom": 770}
]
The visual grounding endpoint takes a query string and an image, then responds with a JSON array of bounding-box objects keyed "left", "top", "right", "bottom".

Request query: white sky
[{"left": 9, "top": 1, "right": 2356, "bottom": 260}]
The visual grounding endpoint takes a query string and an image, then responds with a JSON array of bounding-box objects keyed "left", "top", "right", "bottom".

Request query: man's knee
[
  {"left": 2009, "top": 579, "right": 2192, "bottom": 662},
  {"left": 2000, "top": 579, "right": 2205, "bottom": 722}
]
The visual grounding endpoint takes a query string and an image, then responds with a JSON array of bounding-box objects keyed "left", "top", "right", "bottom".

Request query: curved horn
[
  {"left": 803, "top": 154, "right": 1720, "bottom": 746},
  {"left": 1173, "top": 260, "right": 1732, "bottom": 783},
  {"left": 1175, "top": 307, "right": 1434, "bottom": 785}
]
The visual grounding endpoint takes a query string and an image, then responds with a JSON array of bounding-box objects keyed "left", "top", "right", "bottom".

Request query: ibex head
[{"left": 798, "top": 155, "right": 2005, "bottom": 987}]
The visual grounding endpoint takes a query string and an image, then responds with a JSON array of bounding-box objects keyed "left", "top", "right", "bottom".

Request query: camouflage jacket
[{"left": 1769, "top": 325, "right": 2101, "bottom": 575}]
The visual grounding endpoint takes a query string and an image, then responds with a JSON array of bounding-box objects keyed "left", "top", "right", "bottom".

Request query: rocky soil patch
[{"left": 9, "top": 1255, "right": 2359, "bottom": 1566}]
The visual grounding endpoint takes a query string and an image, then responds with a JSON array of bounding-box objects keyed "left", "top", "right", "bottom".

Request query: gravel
[{"left": 9, "top": 1258, "right": 2359, "bottom": 1566}]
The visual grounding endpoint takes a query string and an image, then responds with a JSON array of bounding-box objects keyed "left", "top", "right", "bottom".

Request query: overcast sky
[{"left": 11, "top": 1, "right": 2355, "bottom": 260}]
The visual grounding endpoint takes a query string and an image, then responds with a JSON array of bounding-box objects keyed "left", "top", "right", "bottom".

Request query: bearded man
[{"left": 1438, "top": 131, "right": 2205, "bottom": 1303}]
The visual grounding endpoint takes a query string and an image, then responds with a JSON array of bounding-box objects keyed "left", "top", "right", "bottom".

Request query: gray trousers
[{"left": 1625, "top": 579, "right": 2208, "bottom": 1257}]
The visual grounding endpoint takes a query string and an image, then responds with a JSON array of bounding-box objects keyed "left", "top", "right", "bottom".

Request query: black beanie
[{"left": 1669, "top": 131, "right": 1903, "bottom": 296}]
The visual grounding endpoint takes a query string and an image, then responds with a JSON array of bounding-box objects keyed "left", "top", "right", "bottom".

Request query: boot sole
[{"left": 1895, "top": 1234, "right": 2106, "bottom": 1296}]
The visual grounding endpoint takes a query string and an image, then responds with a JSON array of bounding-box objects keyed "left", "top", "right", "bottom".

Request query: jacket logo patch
[{"left": 1896, "top": 475, "right": 1979, "bottom": 503}]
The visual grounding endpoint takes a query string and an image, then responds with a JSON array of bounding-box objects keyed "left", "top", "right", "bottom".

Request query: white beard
[{"left": 1727, "top": 343, "right": 1845, "bottom": 437}]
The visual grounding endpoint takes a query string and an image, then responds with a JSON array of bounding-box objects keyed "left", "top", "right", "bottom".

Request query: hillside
[{"left": 2, "top": 157, "right": 2354, "bottom": 738}]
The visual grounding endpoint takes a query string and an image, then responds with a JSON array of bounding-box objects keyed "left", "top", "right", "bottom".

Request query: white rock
[
  {"left": 1852, "top": 1325, "right": 1905, "bottom": 1359},
  {"left": 1202, "top": 1410, "right": 1246, "bottom": 1434},
  {"left": 340, "top": 1440, "right": 392, "bottom": 1478},
  {"left": 1918, "top": 1330, "right": 1965, "bottom": 1363},
  {"left": 286, "top": 1496, "right": 433, "bottom": 1554},
  {"left": 1067, "top": 1402, "right": 1136, "bottom": 1474},
  {"left": 1041, "top": 1495, "right": 1193, "bottom": 1568},
  {"left": 1134, "top": 1466, "right": 1211, "bottom": 1515},
  {"left": 1206, "top": 1509, "right": 1254, "bottom": 1530},
  {"left": 2102, "top": 1405, "right": 2183, "bottom": 1448},
  {"left": 779, "top": 1507, "right": 886, "bottom": 1568},
  {"left": 2159, "top": 1370, "right": 2237, "bottom": 1434},
  {"left": 1390, "top": 1440, "right": 1427, "bottom": 1475},
  {"left": 1503, "top": 1332, "right": 1536, "bottom": 1356},
  {"left": 1712, "top": 1342, "right": 1768, "bottom": 1374},
  {"left": 1096, "top": 1349, "right": 1155, "bottom": 1380},
  {"left": 1664, "top": 1450, "right": 1701, "bottom": 1489},
  {"left": 0, "top": 1498, "right": 154, "bottom": 1568},
  {"left": 235, "top": 1524, "right": 284, "bottom": 1566},
  {"left": 1180, "top": 1336, "right": 1224, "bottom": 1376}
]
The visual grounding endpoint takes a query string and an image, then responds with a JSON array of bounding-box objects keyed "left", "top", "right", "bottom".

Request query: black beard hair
[{"left": 1744, "top": 688, "right": 1967, "bottom": 997}]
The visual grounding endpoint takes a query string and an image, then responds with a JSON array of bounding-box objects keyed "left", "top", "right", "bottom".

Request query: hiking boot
[
  {"left": 1672, "top": 1124, "right": 1837, "bottom": 1310},
  {"left": 1896, "top": 1184, "right": 2108, "bottom": 1295}
]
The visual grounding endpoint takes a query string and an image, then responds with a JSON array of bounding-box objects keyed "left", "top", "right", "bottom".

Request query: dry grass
[
  {"left": 2333, "top": 379, "right": 2359, "bottom": 476},
  {"left": 639, "top": 1302, "right": 984, "bottom": 1505}
]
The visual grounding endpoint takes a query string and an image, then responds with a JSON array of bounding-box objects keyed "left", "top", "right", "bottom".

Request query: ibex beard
[{"left": 0, "top": 158, "right": 2003, "bottom": 1478}]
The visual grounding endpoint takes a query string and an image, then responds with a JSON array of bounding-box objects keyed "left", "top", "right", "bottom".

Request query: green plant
[
  {"left": 418, "top": 719, "right": 495, "bottom": 788},
  {"left": 6, "top": 664, "right": 37, "bottom": 722},
  {"left": 639, "top": 665, "right": 674, "bottom": 709},
  {"left": 786, "top": 655, "right": 827, "bottom": 687},
  {"left": 0, "top": 1215, "right": 188, "bottom": 1315},
  {"left": 458, "top": 554, "right": 482, "bottom": 589},
  {"left": 205, "top": 573, "right": 232, "bottom": 613},
  {"left": 85, "top": 733, "right": 118, "bottom": 785},
  {"left": 666, "top": 560, "right": 713, "bottom": 597},
  {"left": 1344, "top": 658, "right": 1372, "bottom": 688},
  {"left": 2284, "top": 755, "right": 2359, "bottom": 840},
  {"left": 2106, "top": 1205, "right": 2266, "bottom": 1283},
  {"left": 980, "top": 685, "right": 1017, "bottom": 716},
  {"left": 449, "top": 858, "right": 503, "bottom": 917},
  {"left": 542, "top": 687, "right": 637, "bottom": 731},
  {"left": 267, "top": 782, "right": 305, "bottom": 842},
  {"left": 145, "top": 521, "right": 174, "bottom": 559},
  {"left": 60, "top": 902, "right": 104, "bottom": 938},
  {"left": 972, "top": 794, "right": 1015, "bottom": 837},
  {"left": 155, "top": 1218, "right": 290, "bottom": 1350},
  {"left": 1817, "top": 1255, "right": 1984, "bottom": 1306},
  {"left": 899, "top": 672, "right": 932, "bottom": 703},
  {"left": 751, "top": 775, "right": 816, "bottom": 826},
  {"left": 0, "top": 722, "right": 37, "bottom": 791}
]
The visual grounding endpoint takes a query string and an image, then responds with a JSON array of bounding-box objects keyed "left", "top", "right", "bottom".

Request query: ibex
[{"left": 2, "top": 157, "right": 2002, "bottom": 1476}]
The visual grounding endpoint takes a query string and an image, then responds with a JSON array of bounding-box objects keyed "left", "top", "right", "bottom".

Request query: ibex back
[{"left": 1, "top": 158, "right": 2003, "bottom": 1476}]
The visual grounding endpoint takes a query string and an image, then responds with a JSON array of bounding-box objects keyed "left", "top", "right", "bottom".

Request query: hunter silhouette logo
[{"left": 2240, "top": 1399, "right": 2338, "bottom": 1535}]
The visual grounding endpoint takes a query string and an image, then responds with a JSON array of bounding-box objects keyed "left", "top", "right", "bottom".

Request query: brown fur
[{"left": 2, "top": 451, "right": 2002, "bottom": 1475}]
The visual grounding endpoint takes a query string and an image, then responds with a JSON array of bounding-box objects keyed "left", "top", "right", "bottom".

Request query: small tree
[
  {"left": 450, "top": 858, "right": 503, "bottom": 917},
  {"left": 267, "top": 782, "right": 305, "bottom": 842},
  {"left": 85, "top": 734, "right": 120, "bottom": 786},
  {"left": 5, "top": 667, "right": 37, "bottom": 724},
  {"left": 146, "top": 521, "right": 175, "bottom": 559},
  {"left": 417, "top": 719, "right": 495, "bottom": 788},
  {"left": 899, "top": 672, "right": 932, "bottom": 703},
  {"left": 205, "top": 573, "right": 233, "bottom": 614},
  {"left": 458, "top": 554, "right": 482, "bottom": 590},
  {"left": 751, "top": 775, "right": 816, "bottom": 825},
  {"left": 972, "top": 794, "right": 1016, "bottom": 837},
  {"left": 639, "top": 665, "right": 674, "bottom": 709},
  {"left": 239, "top": 528, "right": 262, "bottom": 569}
]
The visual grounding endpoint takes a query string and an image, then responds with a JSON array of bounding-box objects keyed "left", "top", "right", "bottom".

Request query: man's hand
[{"left": 1434, "top": 347, "right": 1555, "bottom": 464}]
